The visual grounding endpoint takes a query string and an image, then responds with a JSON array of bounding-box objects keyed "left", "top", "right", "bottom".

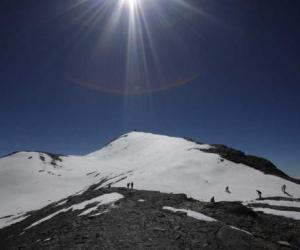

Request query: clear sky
[{"left": 0, "top": 0, "right": 299, "bottom": 176}]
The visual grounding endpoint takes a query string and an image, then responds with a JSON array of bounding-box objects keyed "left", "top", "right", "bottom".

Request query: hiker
[
  {"left": 131, "top": 182, "right": 134, "bottom": 189},
  {"left": 210, "top": 196, "right": 215, "bottom": 203},
  {"left": 127, "top": 183, "right": 130, "bottom": 189},
  {"left": 256, "top": 190, "right": 262, "bottom": 199},
  {"left": 108, "top": 183, "right": 111, "bottom": 189},
  {"left": 225, "top": 186, "right": 230, "bottom": 194},
  {"left": 281, "top": 184, "right": 293, "bottom": 197}
]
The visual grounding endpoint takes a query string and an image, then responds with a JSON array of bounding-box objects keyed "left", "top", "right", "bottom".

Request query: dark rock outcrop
[{"left": 199, "top": 144, "right": 300, "bottom": 185}]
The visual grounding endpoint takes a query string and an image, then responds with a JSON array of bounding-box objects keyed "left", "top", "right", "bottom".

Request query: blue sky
[{"left": 0, "top": 0, "right": 299, "bottom": 176}]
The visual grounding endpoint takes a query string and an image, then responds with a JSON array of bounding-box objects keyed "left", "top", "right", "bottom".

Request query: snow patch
[
  {"left": 229, "top": 225, "right": 252, "bottom": 235},
  {"left": 26, "top": 193, "right": 123, "bottom": 229},
  {"left": 253, "top": 207, "right": 300, "bottom": 220},
  {"left": 89, "top": 210, "right": 109, "bottom": 217},
  {"left": 163, "top": 206, "right": 217, "bottom": 222},
  {"left": 55, "top": 199, "right": 68, "bottom": 207},
  {"left": 244, "top": 199, "right": 300, "bottom": 208},
  {"left": 0, "top": 213, "right": 29, "bottom": 229},
  {"left": 26, "top": 209, "right": 70, "bottom": 230}
]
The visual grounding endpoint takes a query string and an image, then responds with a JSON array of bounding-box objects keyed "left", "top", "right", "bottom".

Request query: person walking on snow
[
  {"left": 225, "top": 186, "right": 230, "bottom": 194},
  {"left": 131, "top": 182, "right": 134, "bottom": 190},
  {"left": 256, "top": 190, "right": 262, "bottom": 199},
  {"left": 281, "top": 184, "right": 293, "bottom": 197},
  {"left": 127, "top": 183, "right": 130, "bottom": 189}
]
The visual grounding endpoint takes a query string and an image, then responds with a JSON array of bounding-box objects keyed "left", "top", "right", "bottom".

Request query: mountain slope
[
  {"left": 200, "top": 144, "right": 300, "bottom": 184},
  {"left": 86, "top": 132, "right": 300, "bottom": 201},
  {"left": 1, "top": 131, "right": 300, "bottom": 229}
]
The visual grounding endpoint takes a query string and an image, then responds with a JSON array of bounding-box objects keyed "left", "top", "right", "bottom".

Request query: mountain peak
[{"left": 1, "top": 132, "right": 300, "bottom": 224}]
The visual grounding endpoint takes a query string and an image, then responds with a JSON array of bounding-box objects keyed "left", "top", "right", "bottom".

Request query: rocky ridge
[{"left": 1, "top": 182, "right": 300, "bottom": 250}]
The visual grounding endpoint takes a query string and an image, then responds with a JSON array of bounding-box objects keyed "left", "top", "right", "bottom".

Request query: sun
[{"left": 68, "top": 0, "right": 205, "bottom": 95}]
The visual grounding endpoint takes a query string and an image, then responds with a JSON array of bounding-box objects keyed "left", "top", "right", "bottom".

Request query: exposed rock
[
  {"left": 1, "top": 187, "right": 299, "bottom": 249},
  {"left": 199, "top": 144, "right": 300, "bottom": 184}
]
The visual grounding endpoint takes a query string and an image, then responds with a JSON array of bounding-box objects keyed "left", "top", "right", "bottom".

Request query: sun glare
[
  {"left": 67, "top": 0, "right": 204, "bottom": 95},
  {"left": 123, "top": 0, "right": 138, "bottom": 10}
]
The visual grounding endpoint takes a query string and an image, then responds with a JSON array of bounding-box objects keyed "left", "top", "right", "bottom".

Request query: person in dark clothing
[
  {"left": 256, "top": 190, "right": 262, "bottom": 199},
  {"left": 281, "top": 184, "right": 293, "bottom": 197},
  {"left": 225, "top": 186, "right": 230, "bottom": 194},
  {"left": 108, "top": 183, "right": 111, "bottom": 189},
  {"left": 131, "top": 182, "right": 134, "bottom": 189},
  {"left": 127, "top": 183, "right": 130, "bottom": 189},
  {"left": 210, "top": 196, "right": 215, "bottom": 203},
  {"left": 281, "top": 184, "right": 286, "bottom": 193}
]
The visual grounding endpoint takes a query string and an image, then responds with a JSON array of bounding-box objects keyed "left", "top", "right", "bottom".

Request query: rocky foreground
[{"left": 1, "top": 184, "right": 300, "bottom": 250}]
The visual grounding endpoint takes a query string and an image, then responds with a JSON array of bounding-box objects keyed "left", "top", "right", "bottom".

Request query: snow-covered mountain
[{"left": 1, "top": 131, "right": 300, "bottom": 228}]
